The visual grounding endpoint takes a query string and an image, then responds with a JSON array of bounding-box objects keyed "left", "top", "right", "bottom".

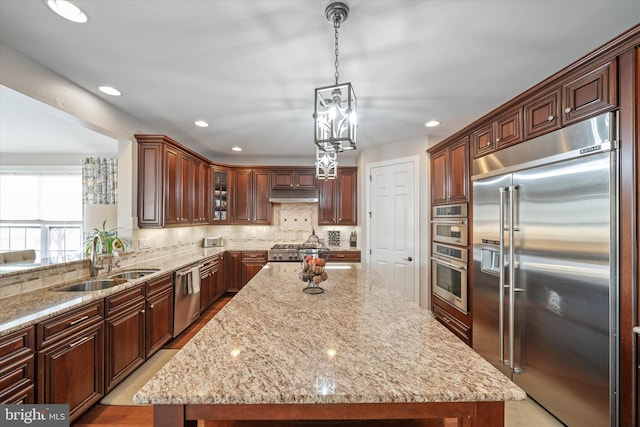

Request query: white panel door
[{"left": 369, "top": 159, "right": 417, "bottom": 303}]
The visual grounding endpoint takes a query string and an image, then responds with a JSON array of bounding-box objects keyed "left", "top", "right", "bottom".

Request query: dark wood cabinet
[
  {"left": 432, "top": 301, "right": 471, "bottom": 345},
  {"left": 146, "top": 273, "right": 174, "bottom": 357},
  {"left": 36, "top": 301, "right": 104, "bottom": 423},
  {"left": 200, "top": 256, "right": 223, "bottom": 311},
  {"left": 431, "top": 136, "right": 469, "bottom": 205},
  {"left": 104, "top": 284, "right": 146, "bottom": 392},
  {"left": 562, "top": 58, "right": 618, "bottom": 126},
  {"left": 241, "top": 251, "right": 267, "bottom": 287},
  {"left": 271, "top": 168, "right": 317, "bottom": 190},
  {"left": 327, "top": 250, "right": 361, "bottom": 263},
  {"left": 318, "top": 167, "right": 357, "bottom": 225},
  {"left": 165, "top": 146, "right": 191, "bottom": 225},
  {"left": 136, "top": 134, "right": 211, "bottom": 228},
  {"left": 225, "top": 251, "right": 242, "bottom": 292},
  {"left": 472, "top": 109, "right": 523, "bottom": 158},
  {"left": 192, "top": 158, "right": 210, "bottom": 224},
  {"left": 211, "top": 167, "right": 230, "bottom": 224},
  {"left": 232, "top": 169, "right": 272, "bottom": 224},
  {"left": 524, "top": 89, "right": 561, "bottom": 140},
  {"left": 471, "top": 123, "right": 494, "bottom": 158},
  {"left": 0, "top": 326, "right": 35, "bottom": 404}
]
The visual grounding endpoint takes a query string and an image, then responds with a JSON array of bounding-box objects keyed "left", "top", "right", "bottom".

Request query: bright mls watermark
[{"left": 1, "top": 405, "right": 69, "bottom": 426}]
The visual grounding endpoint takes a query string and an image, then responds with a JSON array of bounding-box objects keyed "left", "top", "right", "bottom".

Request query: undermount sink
[
  {"left": 55, "top": 278, "right": 129, "bottom": 292},
  {"left": 109, "top": 268, "right": 161, "bottom": 280}
]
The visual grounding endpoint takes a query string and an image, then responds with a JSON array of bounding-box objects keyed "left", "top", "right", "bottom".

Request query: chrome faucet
[{"left": 89, "top": 234, "right": 105, "bottom": 277}]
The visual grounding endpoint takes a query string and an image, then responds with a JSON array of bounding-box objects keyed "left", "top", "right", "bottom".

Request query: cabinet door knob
[
  {"left": 404, "top": 257, "right": 413, "bottom": 262},
  {"left": 565, "top": 107, "right": 572, "bottom": 113},
  {"left": 486, "top": 141, "right": 491, "bottom": 147},
  {"left": 548, "top": 115, "right": 554, "bottom": 121},
  {"left": 496, "top": 138, "right": 500, "bottom": 143}
]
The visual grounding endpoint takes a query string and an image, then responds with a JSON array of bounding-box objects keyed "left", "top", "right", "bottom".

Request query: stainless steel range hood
[{"left": 268, "top": 189, "right": 319, "bottom": 203}]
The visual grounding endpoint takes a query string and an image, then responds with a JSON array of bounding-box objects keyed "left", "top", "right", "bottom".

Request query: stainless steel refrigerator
[{"left": 472, "top": 112, "right": 618, "bottom": 426}]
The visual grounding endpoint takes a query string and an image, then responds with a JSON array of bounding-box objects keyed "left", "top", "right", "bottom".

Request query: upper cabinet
[
  {"left": 561, "top": 58, "right": 617, "bottom": 126},
  {"left": 466, "top": 57, "right": 619, "bottom": 159},
  {"left": 136, "top": 134, "right": 210, "bottom": 228},
  {"left": 231, "top": 168, "right": 271, "bottom": 225},
  {"left": 472, "top": 109, "right": 523, "bottom": 157},
  {"left": 211, "top": 166, "right": 230, "bottom": 224},
  {"left": 431, "top": 136, "right": 469, "bottom": 205},
  {"left": 271, "top": 168, "right": 317, "bottom": 191},
  {"left": 318, "top": 167, "right": 357, "bottom": 225}
]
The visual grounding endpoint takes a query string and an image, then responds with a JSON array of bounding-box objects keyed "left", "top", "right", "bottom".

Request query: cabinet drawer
[
  {"left": 328, "top": 251, "right": 361, "bottom": 262},
  {"left": 36, "top": 300, "right": 104, "bottom": 349},
  {"left": 0, "top": 355, "right": 34, "bottom": 403},
  {"left": 0, "top": 327, "right": 34, "bottom": 365},
  {"left": 1, "top": 383, "right": 34, "bottom": 404},
  {"left": 432, "top": 304, "right": 471, "bottom": 344},
  {"left": 241, "top": 251, "right": 267, "bottom": 261},
  {"left": 105, "top": 284, "right": 145, "bottom": 317},
  {"left": 146, "top": 273, "right": 173, "bottom": 297}
]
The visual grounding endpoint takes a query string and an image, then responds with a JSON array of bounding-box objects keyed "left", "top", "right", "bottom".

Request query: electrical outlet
[{"left": 138, "top": 239, "right": 151, "bottom": 249}]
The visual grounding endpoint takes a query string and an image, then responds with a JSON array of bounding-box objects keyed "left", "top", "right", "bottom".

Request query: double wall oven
[{"left": 431, "top": 203, "right": 468, "bottom": 313}]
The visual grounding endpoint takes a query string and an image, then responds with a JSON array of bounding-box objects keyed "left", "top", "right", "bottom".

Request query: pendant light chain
[{"left": 334, "top": 15, "right": 340, "bottom": 85}]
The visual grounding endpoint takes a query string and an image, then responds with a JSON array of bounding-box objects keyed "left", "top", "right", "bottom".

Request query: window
[{"left": 0, "top": 173, "right": 82, "bottom": 259}]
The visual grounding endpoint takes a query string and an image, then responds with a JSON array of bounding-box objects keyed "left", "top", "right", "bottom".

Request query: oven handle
[
  {"left": 430, "top": 220, "right": 467, "bottom": 225},
  {"left": 430, "top": 256, "right": 466, "bottom": 271}
]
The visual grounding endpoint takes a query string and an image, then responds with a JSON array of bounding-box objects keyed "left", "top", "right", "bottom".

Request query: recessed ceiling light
[
  {"left": 45, "top": 0, "right": 88, "bottom": 23},
  {"left": 194, "top": 120, "right": 209, "bottom": 127},
  {"left": 98, "top": 86, "right": 122, "bottom": 96},
  {"left": 425, "top": 120, "right": 441, "bottom": 128},
  {"left": 232, "top": 146, "right": 242, "bottom": 152}
]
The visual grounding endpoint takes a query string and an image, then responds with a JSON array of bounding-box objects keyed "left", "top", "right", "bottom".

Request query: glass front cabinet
[{"left": 211, "top": 167, "right": 230, "bottom": 224}]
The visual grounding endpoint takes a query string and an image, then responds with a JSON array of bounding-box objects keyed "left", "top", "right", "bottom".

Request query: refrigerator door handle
[
  {"left": 508, "top": 184, "right": 517, "bottom": 374},
  {"left": 499, "top": 186, "right": 507, "bottom": 366}
]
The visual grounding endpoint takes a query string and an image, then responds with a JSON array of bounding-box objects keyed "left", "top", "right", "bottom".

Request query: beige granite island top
[{"left": 134, "top": 262, "right": 525, "bottom": 426}]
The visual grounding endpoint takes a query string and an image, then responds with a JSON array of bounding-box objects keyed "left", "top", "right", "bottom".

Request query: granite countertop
[
  {"left": 134, "top": 262, "right": 526, "bottom": 405},
  {"left": 0, "top": 245, "right": 362, "bottom": 337},
  {"left": 0, "top": 247, "right": 226, "bottom": 336}
]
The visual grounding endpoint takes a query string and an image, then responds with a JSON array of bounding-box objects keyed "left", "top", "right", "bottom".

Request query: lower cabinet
[
  {"left": 146, "top": 273, "right": 174, "bottom": 357},
  {"left": 104, "top": 284, "right": 146, "bottom": 392},
  {"left": 0, "top": 326, "right": 35, "bottom": 404},
  {"left": 241, "top": 251, "right": 267, "bottom": 287},
  {"left": 432, "top": 301, "right": 471, "bottom": 345},
  {"left": 36, "top": 300, "right": 105, "bottom": 423},
  {"left": 200, "top": 256, "right": 223, "bottom": 311},
  {"left": 225, "top": 251, "right": 242, "bottom": 292}
]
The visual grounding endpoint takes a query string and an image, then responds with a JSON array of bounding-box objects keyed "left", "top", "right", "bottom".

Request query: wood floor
[{"left": 72, "top": 293, "right": 449, "bottom": 427}]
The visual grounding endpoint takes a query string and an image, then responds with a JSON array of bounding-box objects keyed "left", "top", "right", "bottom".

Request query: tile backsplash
[{"left": 135, "top": 203, "right": 359, "bottom": 249}]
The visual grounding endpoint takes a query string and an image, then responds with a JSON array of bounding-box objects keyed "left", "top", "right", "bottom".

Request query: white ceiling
[{"left": 0, "top": 1, "right": 638, "bottom": 162}]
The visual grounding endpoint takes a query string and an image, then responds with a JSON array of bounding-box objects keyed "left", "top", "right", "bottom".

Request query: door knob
[{"left": 404, "top": 257, "right": 413, "bottom": 262}]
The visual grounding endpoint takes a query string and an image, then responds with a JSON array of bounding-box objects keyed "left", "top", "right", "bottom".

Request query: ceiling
[{"left": 0, "top": 1, "right": 638, "bottom": 162}]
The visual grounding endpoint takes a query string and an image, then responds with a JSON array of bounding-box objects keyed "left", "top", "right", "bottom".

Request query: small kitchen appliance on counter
[{"left": 202, "top": 236, "right": 223, "bottom": 247}]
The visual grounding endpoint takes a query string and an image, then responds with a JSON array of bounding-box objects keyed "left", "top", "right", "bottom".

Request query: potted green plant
[{"left": 85, "top": 220, "right": 127, "bottom": 255}]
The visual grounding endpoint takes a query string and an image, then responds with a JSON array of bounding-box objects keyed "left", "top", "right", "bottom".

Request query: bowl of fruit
[{"left": 297, "top": 230, "right": 330, "bottom": 294}]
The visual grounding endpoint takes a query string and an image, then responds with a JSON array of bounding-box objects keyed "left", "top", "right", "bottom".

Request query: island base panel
[{"left": 153, "top": 402, "right": 504, "bottom": 427}]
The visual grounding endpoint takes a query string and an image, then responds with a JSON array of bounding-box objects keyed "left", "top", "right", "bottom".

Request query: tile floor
[{"left": 505, "top": 398, "right": 565, "bottom": 426}]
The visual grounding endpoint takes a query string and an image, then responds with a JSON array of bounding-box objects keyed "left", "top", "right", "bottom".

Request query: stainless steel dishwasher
[{"left": 173, "top": 263, "right": 202, "bottom": 337}]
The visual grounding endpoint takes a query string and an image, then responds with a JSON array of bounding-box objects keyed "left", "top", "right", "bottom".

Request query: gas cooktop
[{"left": 268, "top": 244, "right": 301, "bottom": 262}]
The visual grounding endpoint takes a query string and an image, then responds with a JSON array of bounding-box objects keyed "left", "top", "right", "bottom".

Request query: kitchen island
[{"left": 134, "top": 262, "right": 525, "bottom": 426}]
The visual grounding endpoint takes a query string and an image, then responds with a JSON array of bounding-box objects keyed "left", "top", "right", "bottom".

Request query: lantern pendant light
[
  {"left": 313, "top": 2, "right": 357, "bottom": 154},
  {"left": 316, "top": 148, "right": 338, "bottom": 180}
]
